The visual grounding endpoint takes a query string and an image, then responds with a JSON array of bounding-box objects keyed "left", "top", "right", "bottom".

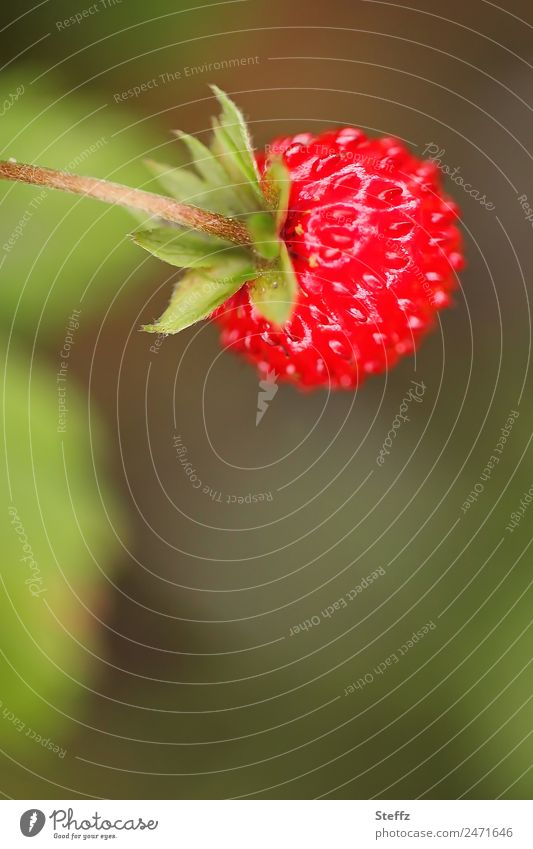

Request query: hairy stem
[{"left": 0, "top": 160, "right": 251, "bottom": 245}]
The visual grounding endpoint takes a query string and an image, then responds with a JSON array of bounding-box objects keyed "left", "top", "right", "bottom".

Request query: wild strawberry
[{"left": 0, "top": 88, "right": 464, "bottom": 390}]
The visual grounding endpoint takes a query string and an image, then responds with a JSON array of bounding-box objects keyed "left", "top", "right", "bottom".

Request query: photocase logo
[
  {"left": 256, "top": 369, "right": 279, "bottom": 426},
  {"left": 20, "top": 809, "right": 46, "bottom": 837}
]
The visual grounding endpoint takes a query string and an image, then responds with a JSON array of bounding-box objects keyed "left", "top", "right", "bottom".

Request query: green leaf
[
  {"left": 249, "top": 242, "right": 298, "bottom": 326},
  {"left": 143, "top": 254, "right": 254, "bottom": 334},
  {"left": 209, "top": 86, "right": 265, "bottom": 208},
  {"left": 133, "top": 227, "right": 238, "bottom": 268},
  {"left": 247, "top": 212, "right": 279, "bottom": 261},
  {"left": 263, "top": 158, "right": 291, "bottom": 231}
]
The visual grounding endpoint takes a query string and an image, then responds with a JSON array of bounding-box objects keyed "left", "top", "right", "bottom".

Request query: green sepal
[
  {"left": 209, "top": 85, "right": 264, "bottom": 207},
  {"left": 249, "top": 242, "right": 298, "bottom": 326},
  {"left": 144, "top": 158, "right": 205, "bottom": 204},
  {"left": 142, "top": 254, "right": 255, "bottom": 335},
  {"left": 132, "top": 227, "right": 241, "bottom": 269},
  {"left": 247, "top": 212, "right": 279, "bottom": 261},
  {"left": 174, "top": 131, "right": 228, "bottom": 187}
]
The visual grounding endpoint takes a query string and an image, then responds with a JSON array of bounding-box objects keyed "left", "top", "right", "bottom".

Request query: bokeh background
[{"left": 0, "top": 0, "right": 531, "bottom": 800}]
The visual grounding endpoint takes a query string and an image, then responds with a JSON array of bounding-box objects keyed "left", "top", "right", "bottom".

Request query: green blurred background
[{"left": 0, "top": 0, "right": 531, "bottom": 799}]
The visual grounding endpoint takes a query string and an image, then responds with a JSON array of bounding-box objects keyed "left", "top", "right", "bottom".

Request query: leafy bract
[
  {"left": 133, "top": 227, "right": 236, "bottom": 268},
  {"left": 0, "top": 67, "right": 163, "bottom": 338},
  {"left": 148, "top": 88, "right": 267, "bottom": 216},
  {"left": 142, "top": 253, "right": 255, "bottom": 334},
  {"left": 142, "top": 88, "right": 297, "bottom": 329},
  {"left": 0, "top": 344, "right": 124, "bottom": 754},
  {"left": 247, "top": 213, "right": 279, "bottom": 261}
]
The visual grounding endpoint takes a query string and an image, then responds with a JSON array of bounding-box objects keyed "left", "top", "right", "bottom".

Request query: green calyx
[{"left": 138, "top": 86, "right": 297, "bottom": 335}]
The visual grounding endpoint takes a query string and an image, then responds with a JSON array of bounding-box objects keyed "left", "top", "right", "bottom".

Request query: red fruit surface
[{"left": 214, "top": 128, "right": 464, "bottom": 389}]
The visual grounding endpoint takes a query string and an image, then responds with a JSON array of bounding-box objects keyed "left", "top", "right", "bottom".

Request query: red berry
[{"left": 214, "top": 129, "right": 464, "bottom": 389}]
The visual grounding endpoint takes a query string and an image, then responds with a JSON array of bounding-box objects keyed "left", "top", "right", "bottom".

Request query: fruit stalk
[{"left": 0, "top": 160, "right": 251, "bottom": 245}]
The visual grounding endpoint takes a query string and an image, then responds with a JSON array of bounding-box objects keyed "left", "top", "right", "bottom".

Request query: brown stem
[{"left": 0, "top": 160, "right": 251, "bottom": 245}]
